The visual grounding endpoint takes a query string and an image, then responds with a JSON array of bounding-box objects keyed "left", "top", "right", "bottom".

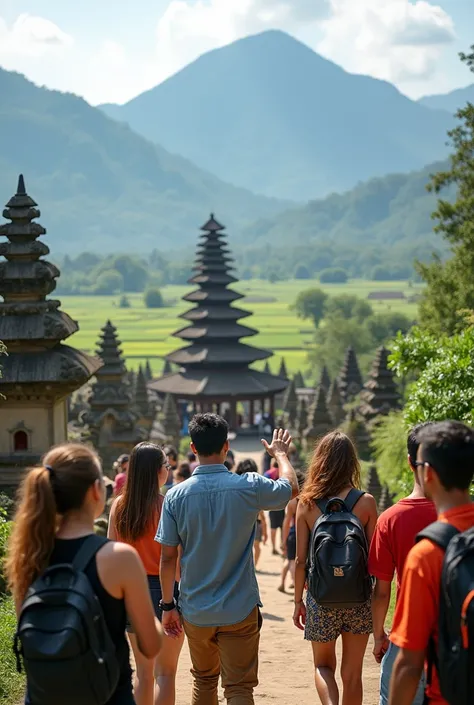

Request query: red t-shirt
[
  {"left": 114, "top": 472, "right": 127, "bottom": 495},
  {"left": 368, "top": 497, "right": 437, "bottom": 593}
]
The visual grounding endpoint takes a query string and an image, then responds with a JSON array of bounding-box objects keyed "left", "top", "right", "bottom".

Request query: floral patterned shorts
[{"left": 304, "top": 591, "right": 373, "bottom": 642}]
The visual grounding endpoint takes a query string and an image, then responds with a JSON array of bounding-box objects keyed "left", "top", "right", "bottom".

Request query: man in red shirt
[
  {"left": 113, "top": 454, "right": 129, "bottom": 495},
  {"left": 389, "top": 420, "right": 474, "bottom": 705},
  {"left": 369, "top": 422, "right": 437, "bottom": 705}
]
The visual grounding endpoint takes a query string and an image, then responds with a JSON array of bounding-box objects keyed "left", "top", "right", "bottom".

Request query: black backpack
[
  {"left": 307, "top": 489, "right": 372, "bottom": 608},
  {"left": 14, "top": 535, "right": 120, "bottom": 705},
  {"left": 416, "top": 522, "right": 474, "bottom": 705}
]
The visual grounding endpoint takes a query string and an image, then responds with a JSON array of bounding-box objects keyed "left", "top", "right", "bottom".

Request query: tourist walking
[
  {"left": 266, "top": 459, "right": 285, "bottom": 554},
  {"left": 109, "top": 443, "right": 184, "bottom": 705},
  {"left": 156, "top": 414, "right": 298, "bottom": 705},
  {"left": 369, "top": 423, "right": 436, "bottom": 705},
  {"left": 293, "top": 431, "right": 378, "bottom": 705},
  {"left": 114, "top": 453, "right": 130, "bottom": 495},
  {"left": 6, "top": 443, "right": 162, "bottom": 705},
  {"left": 174, "top": 461, "right": 192, "bottom": 484},
  {"left": 163, "top": 446, "right": 178, "bottom": 493},
  {"left": 279, "top": 469, "right": 305, "bottom": 593},
  {"left": 235, "top": 458, "right": 269, "bottom": 570},
  {"left": 389, "top": 421, "right": 474, "bottom": 705}
]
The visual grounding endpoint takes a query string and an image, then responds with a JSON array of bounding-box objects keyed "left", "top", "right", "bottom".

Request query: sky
[{"left": 0, "top": 0, "right": 472, "bottom": 106}]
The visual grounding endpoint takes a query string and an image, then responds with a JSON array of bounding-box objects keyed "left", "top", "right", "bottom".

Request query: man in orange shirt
[{"left": 388, "top": 420, "right": 474, "bottom": 705}]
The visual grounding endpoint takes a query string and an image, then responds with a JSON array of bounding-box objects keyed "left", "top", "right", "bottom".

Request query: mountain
[
  {"left": 419, "top": 83, "right": 474, "bottom": 113},
  {"left": 240, "top": 160, "right": 452, "bottom": 252},
  {"left": 0, "top": 68, "right": 287, "bottom": 255},
  {"left": 101, "top": 30, "right": 452, "bottom": 202}
]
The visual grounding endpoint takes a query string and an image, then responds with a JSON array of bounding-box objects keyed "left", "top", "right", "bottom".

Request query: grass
[
  {"left": 61, "top": 278, "right": 421, "bottom": 377},
  {"left": 0, "top": 597, "right": 24, "bottom": 704}
]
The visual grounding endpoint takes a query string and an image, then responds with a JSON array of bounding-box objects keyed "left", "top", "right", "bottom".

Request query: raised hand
[{"left": 261, "top": 428, "right": 292, "bottom": 458}]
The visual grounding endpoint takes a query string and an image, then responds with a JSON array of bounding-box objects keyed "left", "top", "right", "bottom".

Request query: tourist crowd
[{"left": 5, "top": 413, "right": 474, "bottom": 705}]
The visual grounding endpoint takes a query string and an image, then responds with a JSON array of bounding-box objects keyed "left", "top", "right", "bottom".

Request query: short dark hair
[
  {"left": 407, "top": 422, "right": 434, "bottom": 466},
  {"left": 176, "top": 462, "right": 191, "bottom": 481},
  {"left": 419, "top": 420, "right": 474, "bottom": 491},
  {"left": 117, "top": 454, "right": 129, "bottom": 466},
  {"left": 189, "top": 414, "right": 229, "bottom": 457},
  {"left": 235, "top": 459, "right": 258, "bottom": 476},
  {"left": 164, "top": 446, "right": 178, "bottom": 462}
]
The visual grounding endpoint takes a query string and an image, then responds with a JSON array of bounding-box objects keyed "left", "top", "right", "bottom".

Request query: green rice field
[{"left": 62, "top": 279, "right": 421, "bottom": 377}]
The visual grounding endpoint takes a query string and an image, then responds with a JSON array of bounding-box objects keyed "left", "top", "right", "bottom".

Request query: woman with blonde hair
[
  {"left": 109, "top": 443, "right": 183, "bottom": 705},
  {"left": 6, "top": 443, "right": 162, "bottom": 705},
  {"left": 293, "top": 431, "right": 377, "bottom": 705}
]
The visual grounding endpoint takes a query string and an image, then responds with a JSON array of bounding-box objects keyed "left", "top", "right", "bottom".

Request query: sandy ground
[{"left": 172, "top": 542, "right": 381, "bottom": 705}]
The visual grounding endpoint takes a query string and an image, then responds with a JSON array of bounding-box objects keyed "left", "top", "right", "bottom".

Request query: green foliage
[
  {"left": 119, "top": 295, "right": 131, "bottom": 309},
  {"left": 93, "top": 269, "right": 124, "bottom": 295},
  {"left": 0, "top": 596, "right": 25, "bottom": 704},
  {"left": 417, "top": 47, "right": 474, "bottom": 335},
  {"left": 371, "top": 412, "right": 412, "bottom": 497},
  {"left": 324, "top": 294, "right": 373, "bottom": 323},
  {"left": 320, "top": 267, "right": 348, "bottom": 284},
  {"left": 144, "top": 288, "right": 164, "bottom": 309},
  {"left": 0, "top": 508, "right": 12, "bottom": 595},
  {"left": 294, "top": 264, "right": 310, "bottom": 279},
  {"left": 293, "top": 288, "right": 328, "bottom": 328},
  {"left": 391, "top": 325, "right": 474, "bottom": 426}
]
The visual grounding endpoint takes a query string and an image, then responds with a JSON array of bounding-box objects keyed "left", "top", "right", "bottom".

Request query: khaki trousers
[{"left": 183, "top": 606, "right": 262, "bottom": 705}]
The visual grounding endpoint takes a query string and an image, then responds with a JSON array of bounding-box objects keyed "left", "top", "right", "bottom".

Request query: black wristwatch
[{"left": 159, "top": 599, "right": 176, "bottom": 612}]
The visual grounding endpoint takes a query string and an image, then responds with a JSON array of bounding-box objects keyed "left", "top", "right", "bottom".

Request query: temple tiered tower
[
  {"left": 338, "top": 347, "right": 363, "bottom": 402},
  {"left": 327, "top": 379, "right": 345, "bottom": 427},
  {"left": 282, "top": 377, "right": 298, "bottom": 428},
  {"left": 134, "top": 365, "right": 154, "bottom": 432},
  {"left": 0, "top": 175, "right": 101, "bottom": 486},
  {"left": 303, "top": 386, "right": 334, "bottom": 450},
  {"left": 150, "top": 215, "right": 287, "bottom": 428},
  {"left": 81, "top": 321, "right": 145, "bottom": 469},
  {"left": 319, "top": 365, "right": 331, "bottom": 393},
  {"left": 359, "top": 347, "right": 400, "bottom": 426},
  {"left": 366, "top": 464, "right": 383, "bottom": 505}
]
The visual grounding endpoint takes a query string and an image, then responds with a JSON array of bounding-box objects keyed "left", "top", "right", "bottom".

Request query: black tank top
[{"left": 49, "top": 536, "right": 132, "bottom": 690}]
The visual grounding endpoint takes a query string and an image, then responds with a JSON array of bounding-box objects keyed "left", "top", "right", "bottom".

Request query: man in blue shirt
[{"left": 156, "top": 413, "right": 298, "bottom": 704}]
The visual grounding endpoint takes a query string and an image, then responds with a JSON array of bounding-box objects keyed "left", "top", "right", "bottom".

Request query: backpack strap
[
  {"left": 416, "top": 521, "right": 460, "bottom": 550},
  {"left": 316, "top": 499, "right": 328, "bottom": 514},
  {"left": 72, "top": 535, "right": 109, "bottom": 572},
  {"left": 343, "top": 489, "right": 365, "bottom": 513}
]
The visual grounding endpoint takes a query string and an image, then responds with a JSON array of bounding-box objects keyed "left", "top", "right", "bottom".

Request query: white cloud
[
  {"left": 0, "top": 13, "right": 73, "bottom": 58},
  {"left": 317, "top": 0, "right": 455, "bottom": 84}
]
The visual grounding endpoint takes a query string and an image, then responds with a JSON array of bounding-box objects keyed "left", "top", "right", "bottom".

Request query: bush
[
  {"left": 144, "top": 288, "right": 164, "bottom": 309},
  {"left": 319, "top": 267, "right": 348, "bottom": 284},
  {"left": 294, "top": 264, "right": 310, "bottom": 279},
  {"left": 0, "top": 509, "right": 12, "bottom": 596},
  {"left": 92, "top": 269, "right": 124, "bottom": 295},
  {"left": 0, "top": 596, "right": 25, "bottom": 703},
  {"left": 118, "top": 295, "right": 131, "bottom": 308}
]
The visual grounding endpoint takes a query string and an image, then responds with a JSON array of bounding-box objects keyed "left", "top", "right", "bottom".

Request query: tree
[
  {"left": 93, "top": 270, "right": 124, "bottom": 295},
  {"left": 319, "top": 267, "right": 348, "bottom": 284},
  {"left": 324, "top": 294, "right": 373, "bottom": 323},
  {"left": 390, "top": 325, "right": 474, "bottom": 426},
  {"left": 119, "top": 295, "right": 131, "bottom": 308},
  {"left": 109, "top": 255, "right": 148, "bottom": 292},
  {"left": 293, "top": 288, "right": 328, "bottom": 328},
  {"left": 144, "top": 288, "right": 164, "bottom": 309},
  {"left": 294, "top": 264, "right": 310, "bottom": 279},
  {"left": 364, "top": 312, "right": 413, "bottom": 346},
  {"left": 417, "top": 47, "right": 474, "bottom": 334},
  {"left": 309, "top": 313, "right": 374, "bottom": 376}
]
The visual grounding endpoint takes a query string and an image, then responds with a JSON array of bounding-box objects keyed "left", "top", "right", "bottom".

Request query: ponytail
[
  {"left": 6, "top": 467, "right": 56, "bottom": 604},
  {"left": 6, "top": 443, "right": 101, "bottom": 604}
]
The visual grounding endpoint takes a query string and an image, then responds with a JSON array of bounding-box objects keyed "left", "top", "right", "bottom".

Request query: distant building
[
  {"left": 149, "top": 215, "right": 287, "bottom": 428},
  {"left": 0, "top": 176, "right": 101, "bottom": 488}
]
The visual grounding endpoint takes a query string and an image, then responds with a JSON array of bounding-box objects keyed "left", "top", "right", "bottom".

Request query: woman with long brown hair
[
  {"left": 6, "top": 443, "right": 162, "bottom": 705},
  {"left": 108, "top": 443, "right": 183, "bottom": 705},
  {"left": 293, "top": 431, "right": 377, "bottom": 705}
]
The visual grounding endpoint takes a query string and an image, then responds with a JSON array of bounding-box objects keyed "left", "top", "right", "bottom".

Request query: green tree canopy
[
  {"left": 324, "top": 294, "right": 373, "bottom": 323},
  {"left": 418, "top": 46, "right": 474, "bottom": 334},
  {"left": 93, "top": 270, "right": 124, "bottom": 295},
  {"left": 144, "top": 288, "right": 164, "bottom": 309},
  {"left": 293, "top": 288, "right": 328, "bottom": 328}
]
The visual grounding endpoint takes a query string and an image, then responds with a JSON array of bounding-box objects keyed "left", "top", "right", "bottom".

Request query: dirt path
[{"left": 173, "top": 543, "right": 381, "bottom": 705}]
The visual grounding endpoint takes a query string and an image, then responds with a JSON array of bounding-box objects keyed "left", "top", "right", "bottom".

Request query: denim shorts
[{"left": 126, "top": 576, "right": 180, "bottom": 633}]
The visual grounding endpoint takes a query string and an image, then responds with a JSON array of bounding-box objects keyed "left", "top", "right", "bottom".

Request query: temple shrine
[{"left": 149, "top": 215, "right": 287, "bottom": 429}]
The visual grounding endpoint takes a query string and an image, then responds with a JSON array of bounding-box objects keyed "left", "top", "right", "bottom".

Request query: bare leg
[
  {"left": 154, "top": 631, "right": 184, "bottom": 705},
  {"left": 289, "top": 560, "right": 295, "bottom": 587},
  {"left": 340, "top": 632, "right": 369, "bottom": 705},
  {"left": 278, "top": 559, "right": 289, "bottom": 592},
  {"left": 271, "top": 528, "right": 277, "bottom": 553},
  {"left": 311, "top": 641, "right": 339, "bottom": 705},
  {"left": 254, "top": 540, "right": 261, "bottom": 569},
  {"left": 129, "top": 633, "right": 155, "bottom": 705}
]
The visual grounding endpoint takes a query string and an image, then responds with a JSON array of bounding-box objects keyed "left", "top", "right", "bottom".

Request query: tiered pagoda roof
[
  {"left": 327, "top": 379, "right": 345, "bottom": 427},
  {"left": 81, "top": 321, "right": 145, "bottom": 443},
  {"left": 338, "top": 346, "right": 363, "bottom": 402},
  {"left": 359, "top": 347, "right": 401, "bottom": 425},
  {"left": 150, "top": 215, "right": 287, "bottom": 399},
  {"left": 304, "top": 386, "right": 334, "bottom": 447},
  {"left": 0, "top": 175, "right": 100, "bottom": 391}
]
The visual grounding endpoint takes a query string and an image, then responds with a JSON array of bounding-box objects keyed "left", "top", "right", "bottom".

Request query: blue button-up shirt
[{"left": 156, "top": 464, "right": 292, "bottom": 627}]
